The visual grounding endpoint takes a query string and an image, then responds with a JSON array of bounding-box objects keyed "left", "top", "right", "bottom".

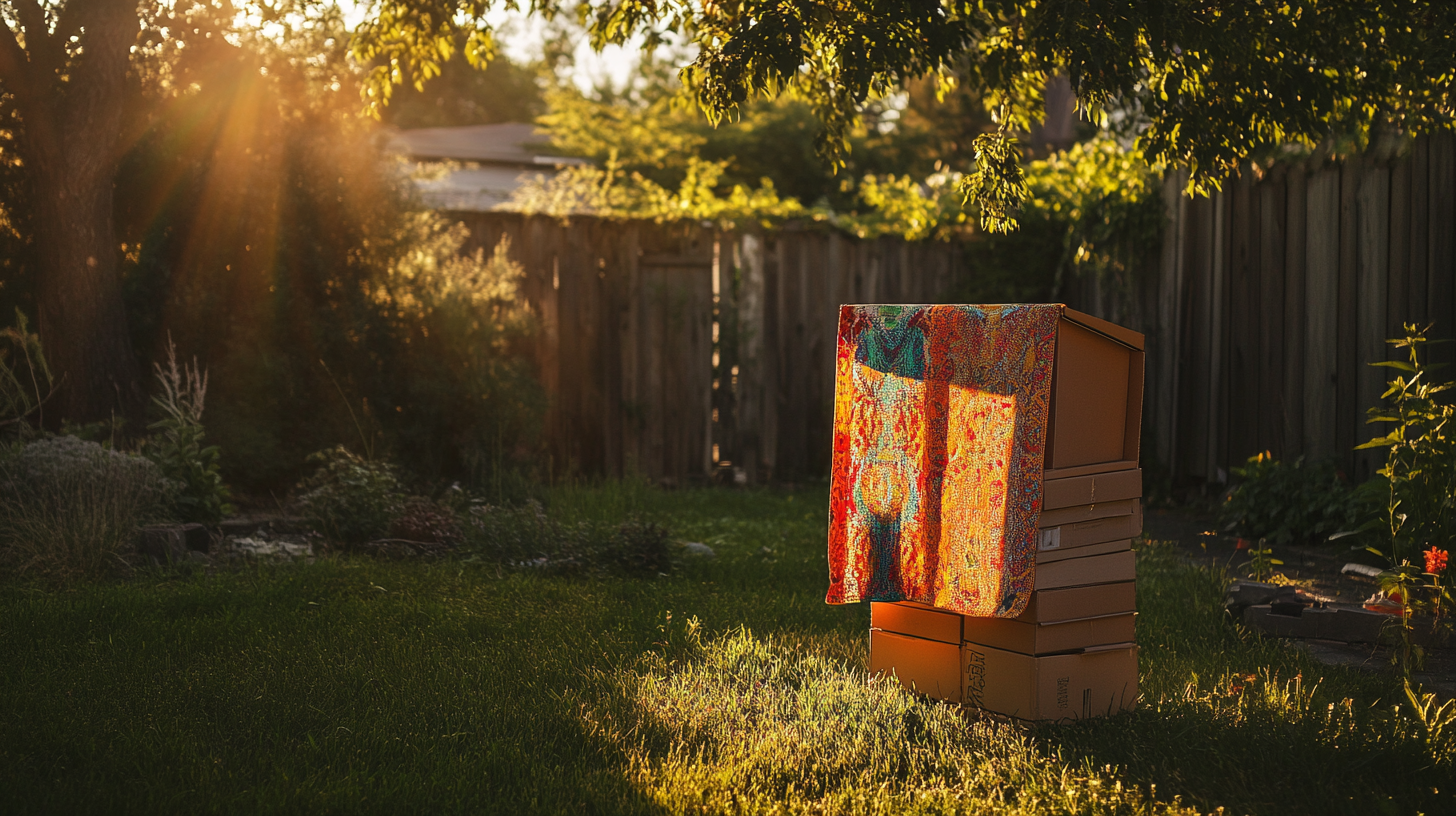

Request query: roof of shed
[{"left": 384, "top": 122, "right": 584, "bottom": 166}]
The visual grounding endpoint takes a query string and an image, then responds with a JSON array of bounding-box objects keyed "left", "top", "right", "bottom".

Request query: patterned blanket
[{"left": 826, "top": 304, "right": 1061, "bottom": 617}]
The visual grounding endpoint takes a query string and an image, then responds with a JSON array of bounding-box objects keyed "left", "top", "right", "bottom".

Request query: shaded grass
[{"left": 0, "top": 484, "right": 1449, "bottom": 814}]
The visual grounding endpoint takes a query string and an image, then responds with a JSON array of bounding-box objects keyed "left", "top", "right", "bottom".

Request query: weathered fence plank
[
  {"left": 1228, "top": 172, "right": 1260, "bottom": 469},
  {"left": 1303, "top": 168, "right": 1341, "bottom": 462},
  {"left": 1257, "top": 172, "right": 1286, "bottom": 457},
  {"left": 1355, "top": 162, "right": 1390, "bottom": 478},
  {"left": 1282, "top": 164, "right": 1307, "bottom": 461},
  {"left": 1429, "top": 133, "right": 1456, "bottom": 372}
]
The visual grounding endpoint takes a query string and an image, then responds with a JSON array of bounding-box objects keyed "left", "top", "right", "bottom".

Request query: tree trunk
[
  {"left": 31, "top": 157, "right": 144, "bottom": 428},
  {"left": 6, "top": 0, "right": 145, "bottom": 429}
]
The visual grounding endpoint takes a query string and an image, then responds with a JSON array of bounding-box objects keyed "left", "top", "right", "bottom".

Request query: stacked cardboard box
[{"left": 869, "top": 307, "right": 1144, "bottom": 722}]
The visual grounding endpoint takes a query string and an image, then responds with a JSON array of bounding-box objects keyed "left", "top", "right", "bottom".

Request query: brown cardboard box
[
  {"left": 1039, "top": 498, "right": 1138, "bottom": 528},
  {"left": 1044, "top": 309, "right": 1145, "bottom": 471},
  {"left": 1034, "top": 550, "right": 1136, "bottom": 590},
  {"left": 1038, "top": 514, "right": 1138, "bottom": 554},
  {"left": 1036, "top": 537, "right": 1131, "bottom": 564},
  {"left": 962, "top": 642, "right": 1138, "bottom": 721},
  {"left": 870, "top": 629, "right": 963, "bottom": 703},
  {"left": 962, "top": 612, "right": 1135, "bottom": 655},
  {"left": 871, "top": 601, "right": 962, "bottom": 644},
  {"left": 1015, "top": 581, "right": 1136, "bottom": 623},
  {"left": 1042, "top": 469, "right": 1142, "bottom": 510}
]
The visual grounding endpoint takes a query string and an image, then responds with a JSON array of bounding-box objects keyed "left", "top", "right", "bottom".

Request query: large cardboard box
[
  {"left": 877, "top": 582, "right": 1138, "bottom": 629},
  {"left": 870, "top": 629, "right": 963, "bottom": 703},
  {"left": 1044, "top": 309, "right": 1145, "bottom": 474},
  {"left": 962, "top": 642, "right": 1138, "bottom": 721},
  {"left": 1033, "top": 550, "right": 1135, "bottom": 589},
  {"left": 1039, "top": 498, "right": 1137, "bottom": 528},
  {"left": 1015, "top": 581, "right": 1136, "bottom": 623},
  {"left": 871, "top": 629, "right": 1140, "bottom": 716},
  {"left": 871, "top": 601, "right": 963, "bottom": 644},
  {"left": 1036, "top": 537, "right": 1130, "bottom": 564},
  {"left": 961, "top": 613, "right": 1135, "bottom": 655},
  {"left": 1038, "top": 514, "right": 1140, "bottom": 554},
  {"left": 1042, "top": 469, "right": 1142, "bottom": 510}
]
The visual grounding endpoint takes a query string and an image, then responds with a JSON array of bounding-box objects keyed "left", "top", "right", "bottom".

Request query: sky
[{"left": 336, "top": 3, "right": 649, "bottom": 94}]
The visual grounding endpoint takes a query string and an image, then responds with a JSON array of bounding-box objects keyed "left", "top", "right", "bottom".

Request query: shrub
[
  {"left": 296, "top": 446, "right": 404, "bottom": 545},
  {"left": 143, "top": 339, "right": 232, "bottom": 524},
  {"left": 1218, "top": 452, "right": 1368, "bottom": 546},
  {"left": 1356, "top": 324, "right": 1456, "bottom": 563},
  {"left": 0, "top": 436, "right": 177, "bottom": 582}
]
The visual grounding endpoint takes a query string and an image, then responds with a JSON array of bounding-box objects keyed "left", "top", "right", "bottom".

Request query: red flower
[{"left": 1424, "top": 547, "right": 1449, "bottom": 576}]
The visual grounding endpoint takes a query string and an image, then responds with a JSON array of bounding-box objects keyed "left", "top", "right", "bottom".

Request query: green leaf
[{"left": 1372, "top": 360, "right": 1418, "bottom": 372}]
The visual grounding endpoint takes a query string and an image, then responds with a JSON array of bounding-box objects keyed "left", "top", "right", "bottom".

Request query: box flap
[{"left": 1061, "top": 307, "right": 1145, "bottom": 351}]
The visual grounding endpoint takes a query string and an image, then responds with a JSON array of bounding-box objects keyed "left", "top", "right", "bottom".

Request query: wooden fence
[
  {"left": 455, "top": 131, "right": 1454, "bottom": 487},
  {"left": 1070, "top": 132, "right": 1456, "bottom": 488},
  {"left": 452, "top": 213, "right": 965, "bottom": 483}
]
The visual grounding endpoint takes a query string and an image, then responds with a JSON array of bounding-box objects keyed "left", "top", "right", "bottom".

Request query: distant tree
[
  {"left": 381, "top": 49, "right": 544, "bottom": 129},
  {"left": 358, "top": 0, "right": 1456, "bottom": 230}
]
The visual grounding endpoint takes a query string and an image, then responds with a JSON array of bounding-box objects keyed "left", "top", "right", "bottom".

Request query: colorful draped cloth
[{"left": 826, "top": 304, "right": 1061, "bottom": 618}]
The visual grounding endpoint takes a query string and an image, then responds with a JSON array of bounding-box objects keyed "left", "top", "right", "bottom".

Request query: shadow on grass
[
  {"left": 0, "top": 560, "right": 674, "bottom": 815},
  {"left": 1039, "top": 544, "right": 1452, "bottom": 816}
]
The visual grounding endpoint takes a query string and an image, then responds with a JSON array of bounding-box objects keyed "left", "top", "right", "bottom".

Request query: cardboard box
[
  {"left": 962, "top": 642, "right": 1138, "bottom": 721},
  {"left": 1036, "top": 537, "right": 1131, "bottom": 564},
  {"left": 1015, "top": 581, "right": 1136, "bottom": 623},
  {"left": 1042, "top": 469, "right": 1142, "bottom": 510},
  {"left": 1039, "top": 498, "right": 1138, "bottom": 528},
  {"left": 1044, "top": 309, "right": 1145, "bottom": 471},
  {"left": 870, "top": 629, "right": 963, "bottom": 703},
  {"left": 1034, "top": 550, "right": 1136, "bottom": 590},
  {"left": 871, "top": 601, "right": 962, "bottom": 644},
  {"left": 961, "top": 613, "right": 1135, "bottom": 655},
  {"left": 1038, "top": 514, "right": 1138, "bottom": 553}
]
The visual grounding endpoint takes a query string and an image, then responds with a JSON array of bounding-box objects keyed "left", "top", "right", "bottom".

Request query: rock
[
  {"left": 181, "top": 523, "right": 211, "bottom": 553},
  {"left": 1243, "top": 602, "right": 1396, "bottom": 644},
  {"left": 683, "top": 541, "right": 716, "bottom": 558},
  {"left": 230, "top": 536, "right": 312, "bottom": 558},
  {"left": 1223, "top": 580, "right": 1280, "bottom": 614},
  {"left": 1340, "top": 562, "right": 1382, "bottom": 578},
  {"left": 186, "top": 550, "right": 211, "bottom": 565},
  {"left": 1244, "top": 604, "right": 1318, "bottom": 638},
  {"left": 219, "top": 518, "right": 264, "bottom": 537},
  {"left": 136, "top": 525, "right": 188, "bottom": 562}
]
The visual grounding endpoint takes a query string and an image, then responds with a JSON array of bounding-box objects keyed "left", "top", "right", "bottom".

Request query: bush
[
  {"left": 143, "top": 339, "right": 232, "bottom": 524},
  {"left": 296, "top": 447, "right": 405, "bottom": 545},
  {"left": 0, "top": 436, "right": 178, "bottom": 582},
  {"left": 1218, "top": 452, "right": 1368, "bottom": 546}
]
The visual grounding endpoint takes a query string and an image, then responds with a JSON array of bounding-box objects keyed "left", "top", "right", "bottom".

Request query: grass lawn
[{"left": 0, "top": 484, "right": 1450, "bottom": 815}]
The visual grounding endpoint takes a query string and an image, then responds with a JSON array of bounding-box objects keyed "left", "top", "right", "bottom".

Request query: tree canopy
[{"left": 354, "top": 0, "right": 1456, "bottom": 231}]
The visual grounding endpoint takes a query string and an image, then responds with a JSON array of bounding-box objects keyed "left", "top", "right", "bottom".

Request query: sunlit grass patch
[{"left": 585, "top": 625, "right": 1195, "bottom": 815}]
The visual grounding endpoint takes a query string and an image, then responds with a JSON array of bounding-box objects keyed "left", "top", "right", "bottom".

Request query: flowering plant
[
  {"left": 1424, "top": 547, "right": 1451, "bottom": 626},
  {"left": 1425, "top": 547, "right": 1449, "bottom": 576}
]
